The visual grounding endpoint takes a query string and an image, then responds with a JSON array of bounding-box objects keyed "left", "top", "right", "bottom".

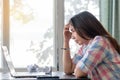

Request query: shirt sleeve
[
  {"left": 72, "top": 54, "right": 83, "bottom": 64},
  {"left": 76, "top": 36, "right": 107, "bottom": 73},
  {"left": 72, "top": 45, "right": 85, "bottom": 64}
]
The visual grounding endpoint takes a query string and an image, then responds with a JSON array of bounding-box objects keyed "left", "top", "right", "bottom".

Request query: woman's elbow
[
  {"left": 74, "top": 68, "right": 87, "bottom": 78},
  {"left": 64, "top": 69, "right": 73, "bottom": 75}
]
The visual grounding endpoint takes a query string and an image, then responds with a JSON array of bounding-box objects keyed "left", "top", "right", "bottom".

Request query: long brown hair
[{"left": 70, "top": 11, "right": 120, "bottom": 53}]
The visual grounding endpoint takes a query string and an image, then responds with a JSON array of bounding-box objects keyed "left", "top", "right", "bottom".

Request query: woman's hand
[
  {"left": 74, "top": 66, "right": 87, "bottom": 78},
  {"left": 63, "top": 23, "right": 72, "bottom": 42}
]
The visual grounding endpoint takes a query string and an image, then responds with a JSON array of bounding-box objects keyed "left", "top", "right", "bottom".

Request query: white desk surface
[{"left": 0, "top": 71, "right": 90, "bottom": 80}]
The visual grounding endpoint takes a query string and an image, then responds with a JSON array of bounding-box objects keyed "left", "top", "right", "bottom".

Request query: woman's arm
[
  {"left": 74, "top": 66, "right": 87, "bottom": 78},
  {"left": 63, "top": 45, "right": 87, "bottom": 77},
  {"left": 63, "top": 41, "right": 75, "bottom": 74},
  {"left": 63, "top": 24, "right": 75, "bottom": 74}
]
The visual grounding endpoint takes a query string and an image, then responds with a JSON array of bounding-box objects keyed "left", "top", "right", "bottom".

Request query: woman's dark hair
[{"left": 70, "top": 11, "right": 120, "bottom": 53}]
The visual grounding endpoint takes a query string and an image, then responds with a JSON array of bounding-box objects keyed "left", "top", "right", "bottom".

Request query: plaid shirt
[{"left": 73, "top": 36, "right": 120, "bottom": 80}]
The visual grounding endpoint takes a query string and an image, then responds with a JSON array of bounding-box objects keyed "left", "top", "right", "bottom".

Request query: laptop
[{"left": 1, "top": 46, "right": 59, "bottom": 78}]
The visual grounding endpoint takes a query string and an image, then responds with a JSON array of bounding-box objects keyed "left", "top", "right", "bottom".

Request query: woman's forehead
[
  {"left": 69, "top": 25, "right": 75, "bottom": 32},
  {"left": 69, "top": 24, "right": 74, "bottom": 29}
]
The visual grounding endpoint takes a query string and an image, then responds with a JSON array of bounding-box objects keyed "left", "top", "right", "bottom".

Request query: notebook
[{"left": 1, "top": 46, "right": 59, "bottom": 78}]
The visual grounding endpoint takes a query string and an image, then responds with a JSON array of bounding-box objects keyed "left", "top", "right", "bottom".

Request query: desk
[{"left": 0, "top": 72, "right": 90, "bottom": 80}]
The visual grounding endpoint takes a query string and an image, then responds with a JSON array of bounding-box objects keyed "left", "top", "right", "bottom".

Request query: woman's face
[{"left": 69, "top": 25, "right": 89, "bottom": 45}]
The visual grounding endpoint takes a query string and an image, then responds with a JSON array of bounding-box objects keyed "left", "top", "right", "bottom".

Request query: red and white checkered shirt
[{"left": 73, "top": 36, "right": 120, "bottom": 80}]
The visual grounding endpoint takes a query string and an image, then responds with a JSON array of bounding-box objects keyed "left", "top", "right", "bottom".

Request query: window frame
[{"left": 1, "top": 0, "right": 64, "bottom": 72}]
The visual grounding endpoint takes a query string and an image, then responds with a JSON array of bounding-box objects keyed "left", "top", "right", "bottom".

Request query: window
[
  {"left": 9, "top": 0, "right": 55, "bottom": 68},
  {"left": 1, "top": 0, "right": 63, "bottom": 71}
]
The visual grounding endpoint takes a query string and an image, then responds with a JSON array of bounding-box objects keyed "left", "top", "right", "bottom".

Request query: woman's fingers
[{"left": 64, "top": 23, "right": 71, "bottom": 32}]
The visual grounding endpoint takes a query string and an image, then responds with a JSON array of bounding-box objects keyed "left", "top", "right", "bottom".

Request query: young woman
[{"left": 62, "top": 11, "right": 120, "bottom": 80}]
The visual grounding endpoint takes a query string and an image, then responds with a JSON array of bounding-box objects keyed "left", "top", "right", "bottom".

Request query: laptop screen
[{"left": 2, "top": 46, "right": 16, "bottom": 75}]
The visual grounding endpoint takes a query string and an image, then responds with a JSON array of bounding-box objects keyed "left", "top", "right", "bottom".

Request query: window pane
[
  {"left": 10, "top": 0, "right": 55, "bottom": 68},
  {"left": 64, "top": 0, "right": 100, "bottom": 56}
]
